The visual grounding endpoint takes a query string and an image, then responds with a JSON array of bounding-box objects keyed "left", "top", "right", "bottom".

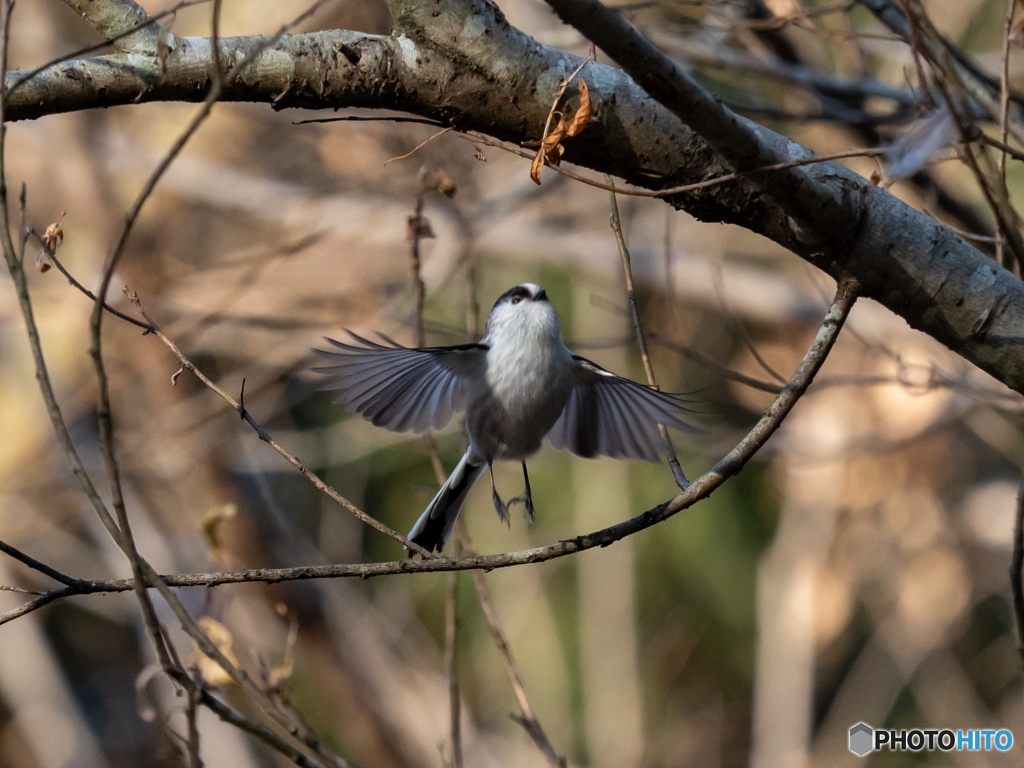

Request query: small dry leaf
[
  {"left": 530, "top": 148, "right": 545, "bottom": 185},
  {"left": 201, "top": 503, "right": 237, "bottom": 565},
  {"left": 542, "top": 116, "right": 567, "bottom": 153},
  {"left": 36, "top": 251, "right": 52, "bottom": 273},
  {"left": 869, "top": 168, "right": 883, "bottom": 186},
  {"left": 41, "top": 212, "right": 65, "bottom": 251},
  {"left": 763, "top": 0, "right": 813, "bottom": 28},
  {"left": 423, "top": 170, "right": 457, "bottom": 198},
  {"left": 406, "top": 215, "right": 434, "bottom": 240},
  {"left": 565, "top": 80, "right": 591, "bottom": 138},
  {"left": 195, "top": 617, "right": 239, "bottom": 687}
]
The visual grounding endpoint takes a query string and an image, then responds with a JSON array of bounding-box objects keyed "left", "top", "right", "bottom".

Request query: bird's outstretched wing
[
  {"left": 313, "top": 332, "right": 488, "bottom": 433},
  {"left": 546, "top": 356, "right": 698, "bottom": 462}
]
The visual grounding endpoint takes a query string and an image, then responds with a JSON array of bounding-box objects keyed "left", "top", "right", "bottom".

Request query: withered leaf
[
  {"left": 422, "top": 169, "right": 457, "bottom": 198},
  {"left": 565, "top": 80, "right": 591, "bottom": 138},
  {"left": 542, "top": 115, "right": 567, "bottom": 153},
  {"left": 406, "top": 215, "right": 435, "bottom": 240},
  {"left": 202, "top": 503, "right": 237, "bottom": 566},
  {"left": 195, "top": 617, "right": 239, "bottom": 687},
  {"left": 530, "top": 147, "right": 545, "bottom": 185},
  {"left": 41, "top": 212, "right": 65, "bottom": 252}
]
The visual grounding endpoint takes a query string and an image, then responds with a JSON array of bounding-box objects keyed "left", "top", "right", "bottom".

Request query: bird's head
[{"left": 485, "top": 283, "right": 561, "bottom": 343}]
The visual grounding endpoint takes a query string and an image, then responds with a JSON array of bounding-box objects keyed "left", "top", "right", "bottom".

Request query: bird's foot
[
  {"left": 508, "top": 492, "right": 536, "bottom": 524},
  {"left": 492, "top": 487, "right": 510, "bottom": 525}
]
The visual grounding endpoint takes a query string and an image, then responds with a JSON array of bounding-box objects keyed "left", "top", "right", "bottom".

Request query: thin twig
[
  {"left": 1, "top": 287, "right": 859, "bottom": 626},
  {"left": 455, "top": 523, "right": 565, "bottom": 767},
  {"left": 295, "top": 115, "right": 446, "bottom": 127},
  {"left": 444, "top": 564, "right": 463, "bottom": 768},
  {"left": 1013, "top": 475, "right": 1024, "bottom": 667},
  {"left": 463, "top": 133, "right": 884, "bottom": 199},
  {"left": 0, "top": 539, "right": 84, "bottom": 587},
  {"left": 46, "top": 249, "right": 150, "bottom": 329},
  {"left": 997, "top": 0, "right": 1015, "bottom": 270},
  {"left": 125, "top": 289, "right": 433, "bottom": 558},
  {"left": 712, "top": 267, "right": 787, "bottom": 385},
  {"left": 606, "top": 176, "right": 689, "bottom": 490}
]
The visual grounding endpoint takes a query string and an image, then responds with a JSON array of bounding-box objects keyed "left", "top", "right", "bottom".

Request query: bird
[{"left": 313, "top": 283, "right": 696, "bottom": 554}]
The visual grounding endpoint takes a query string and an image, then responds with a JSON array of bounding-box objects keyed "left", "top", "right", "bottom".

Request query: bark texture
[{"left": 8, "top": 0, "right": 1024, "bottom": 393}]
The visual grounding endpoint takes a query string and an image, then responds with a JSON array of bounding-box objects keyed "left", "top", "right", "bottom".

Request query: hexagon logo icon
[{"left": 849, "top": 723, "right": 874, "bottom": 757}]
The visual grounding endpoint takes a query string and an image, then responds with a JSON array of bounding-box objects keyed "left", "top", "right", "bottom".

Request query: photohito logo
[{"left": 848, "top": 723, "right": 1013, "bottom": 756}]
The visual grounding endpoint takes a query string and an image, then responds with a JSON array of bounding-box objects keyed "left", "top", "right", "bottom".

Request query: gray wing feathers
[
  {"left": 546, "top": 358, "right": 697, "bottom": 462},
  {"left": 313, "top": 333, "right": 486, "bottom": 433}
]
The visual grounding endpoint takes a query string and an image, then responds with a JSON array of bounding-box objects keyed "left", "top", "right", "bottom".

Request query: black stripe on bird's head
[{"left": 493, "top": 283, "right": 548, "bottom": 311}]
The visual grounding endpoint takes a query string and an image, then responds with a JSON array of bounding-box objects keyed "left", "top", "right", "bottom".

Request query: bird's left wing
[
  {"left": 313, "top": 332, "right": 487, "bottom": 433},
  {"left": 546, "top": 356, "right": 698, "bottom": 462}
]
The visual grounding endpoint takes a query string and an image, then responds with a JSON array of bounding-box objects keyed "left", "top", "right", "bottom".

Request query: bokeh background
[{"left": 2, "top": 0, "right": 1024, "bottom": 765}]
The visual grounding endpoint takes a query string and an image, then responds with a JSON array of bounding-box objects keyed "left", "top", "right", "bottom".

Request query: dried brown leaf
[
  {"left": 530, "top": 148, "right": 545, "bottom": 185},
  {"left": 423, "top": 170, "right": 457, "bottom": 198},
  {"left": 565, "top": 80, "right": 591, "bottom": 138},
  {"left": 543, "top": 116, "right": 567, "bottom": 153},
  {"left": 36, "top": 251, "right": 52, "bottom": 273},
  {"left": 41, "top": 212, "right": 65, "bottom": 251},
  {"left": 195, "top": 617, "right": 239, "bottom": 687},
  {"left": 202, "top": 503, "right": 237, "bottom": 566},
  {"left": 406, "top": 215, "right": 434, "bottom": 240}
]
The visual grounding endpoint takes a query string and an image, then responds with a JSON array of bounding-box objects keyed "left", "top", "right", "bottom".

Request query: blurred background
[{"left": 3, "top": 0, "right": 1024, "bottom": 765}]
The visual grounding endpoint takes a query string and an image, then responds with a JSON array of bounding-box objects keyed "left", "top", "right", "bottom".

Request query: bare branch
[
  {"left": 0, "top": 283, "right": 857, "bottom": 625},
  {"left": 0, "top": 539, "right": 84, "bottom": 587},
  {"left": 606, "top": 177, "right": 689, "bottom": 490}
]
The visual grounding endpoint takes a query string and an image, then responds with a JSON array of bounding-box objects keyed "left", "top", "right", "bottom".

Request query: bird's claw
[
  {"left": 508, "top": 493, "right": 535, "bottom": 523},
  {"left": 492, "top": 487, "right": 510, "bottom": 525}
]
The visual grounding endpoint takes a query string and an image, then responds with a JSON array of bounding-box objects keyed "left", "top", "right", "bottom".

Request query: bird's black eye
[{"left": 511, "top": 297, "right": 522, "bottom": 305}]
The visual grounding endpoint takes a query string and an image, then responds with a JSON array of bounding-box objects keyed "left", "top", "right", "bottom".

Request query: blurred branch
[
  {"left": 1013, "top": 477, "right": 1024, "bottom": 667},
  {"left": 0, "top": 283, "right": 858, "bottom": 622},
  {"left": 456, "top": 524, "right": 566, "bottom": 767},
  {"left": 444, "top": 566, "right": 463, "bottom": 768},
  {"left": 607, "top": 177, "right": 689, "bottom": 490},
  {"left": 860, "top": 0, "right": 1024, "bottom": 144}
]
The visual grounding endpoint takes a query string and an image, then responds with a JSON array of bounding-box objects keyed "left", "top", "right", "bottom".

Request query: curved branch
[{"left": 0, "top": 282, "right": 857, "bottom": 626}]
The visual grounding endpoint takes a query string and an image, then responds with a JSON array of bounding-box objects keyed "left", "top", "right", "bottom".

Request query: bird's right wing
[
  {"left": 546, "top": 356, "right": 698, "bottom": 462},
  {"left": 313, "top": 332, "right": 487, "bottom": 434}
]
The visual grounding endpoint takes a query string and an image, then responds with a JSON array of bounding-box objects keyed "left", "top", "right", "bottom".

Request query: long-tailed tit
[{"left": 314, "top": 283, "right": 695, "bottom": 553}]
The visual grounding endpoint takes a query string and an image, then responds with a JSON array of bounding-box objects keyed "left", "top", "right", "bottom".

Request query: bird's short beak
[{"left": 535, "top": 289, "right": 548, "bottom": 301}]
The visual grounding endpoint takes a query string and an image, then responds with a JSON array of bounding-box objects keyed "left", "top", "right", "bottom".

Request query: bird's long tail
[{"left": 408, "top": 452, "right": 485, "bottom": 553}]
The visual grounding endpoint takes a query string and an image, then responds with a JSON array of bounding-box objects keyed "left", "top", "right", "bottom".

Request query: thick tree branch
[{"left": 5, "top": 0, "right": 1024, "bottom": 395}]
